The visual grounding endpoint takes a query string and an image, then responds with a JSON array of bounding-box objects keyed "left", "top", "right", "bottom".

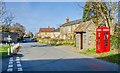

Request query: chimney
[{"left": 66, "top": 17, "right": 69, "bottom": 23}]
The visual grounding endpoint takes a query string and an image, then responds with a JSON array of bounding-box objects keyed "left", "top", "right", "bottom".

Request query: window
[
  {"left": 68, "top": 27, "right": 71, "bottom": 32},
  {"left": 104, "top": 32, "right": 108, "bottom": 46},
  {"left": 73, "top": 26, "right": 75, "bottom": 30},
  {"left": 98, "top": 32, "right": 100, "bottom": 49}
]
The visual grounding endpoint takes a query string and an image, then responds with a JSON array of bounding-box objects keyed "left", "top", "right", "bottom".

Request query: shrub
[
  {"left": 110, "top": 34, "right": 118, "bottom": 50},
  {"left": 38, "top": 38, "right": 76, "bottom": 46}
]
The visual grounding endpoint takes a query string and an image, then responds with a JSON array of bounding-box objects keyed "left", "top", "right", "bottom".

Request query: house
[
  {"left": 37, "top": 26, "right": 60, "bottom": 38},
  {"left": 59, "top": 17, "right": 82, "bottom": 39},
  {"left": 51, "top": 28, "right": 60, "bottom": 38},
  {"left": 74, "top": 20, "right": 97, "bottom": 50}
]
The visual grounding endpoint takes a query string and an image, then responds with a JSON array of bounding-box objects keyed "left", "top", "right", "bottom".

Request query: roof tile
[{"left": 39, "top": 28, "right": 55, "bottom": 32}]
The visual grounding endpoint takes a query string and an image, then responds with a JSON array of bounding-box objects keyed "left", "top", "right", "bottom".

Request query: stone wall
[
  {"left": 75, "top": 20, "right": 96, "bottom": 50},
  {"left": 60, "top": 24, "right": 80, "bottom": 39},
  {"left": 76, "top": 34, "right": 81, "bottom": 50},
  {"left": 38, "top": 32, "right": 60, "bottom": 39},
  {"left": 84, "top": 32, "right": 96, "bottom": 49}
]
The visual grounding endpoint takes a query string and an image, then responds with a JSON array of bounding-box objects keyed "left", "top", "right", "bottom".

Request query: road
[{"left": 1, "top": 42, "right": 119, "bottom": 72}]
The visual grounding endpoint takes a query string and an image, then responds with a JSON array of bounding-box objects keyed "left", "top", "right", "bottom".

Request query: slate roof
[
  {"left": 75, "top": 20, "right": 96, "bottom": 32},
  {"left": 53, "top": 28, "right": 60, "bottom": 32},
  {"left": 60, "top": 19, "right": 82, "bottom": 27}
]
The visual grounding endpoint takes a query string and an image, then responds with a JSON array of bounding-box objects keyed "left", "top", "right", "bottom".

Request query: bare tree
[
  {"left": 0, "top": 1, "right": 14, "bottom": 25},
  {"left": 0, "top": 1, "right": 6, "bottom": 24}
]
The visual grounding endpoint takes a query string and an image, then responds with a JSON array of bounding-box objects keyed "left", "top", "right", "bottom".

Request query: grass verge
[
  {"left": 0, "top": 46, "right": 11, "bottom": 59},
  {"left": 80, "top": 48, "right": 120, "bottom": 65}
]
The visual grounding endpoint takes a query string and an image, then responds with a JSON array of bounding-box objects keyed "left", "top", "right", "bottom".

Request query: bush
[
  {"left": 38, "top": 38, "right": 76, "bottom": 46},
  {"left": 110, "top": 34, "right": 118, "bottom": 50}
]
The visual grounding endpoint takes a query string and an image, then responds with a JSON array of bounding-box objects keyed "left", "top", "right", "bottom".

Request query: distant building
[
  {"left": 37, "top": 26, "right": 60, "bottom": 38},
  {"left": 59, "top": 17, "right": 82, "bottom": 39},
  {"left": 39, "top": 26, "right": 55, "bottom": 32}
]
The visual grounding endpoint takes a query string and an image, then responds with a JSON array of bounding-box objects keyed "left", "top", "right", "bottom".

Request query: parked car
[
  {"left": 32, "top": 38, "right": 37, "bottom": 42},
  {"left": 22, "top": 37, "right": 36, "bottom": 43},
  {"left": 22, "top": 39, "right": 27, "bottom": 43}
]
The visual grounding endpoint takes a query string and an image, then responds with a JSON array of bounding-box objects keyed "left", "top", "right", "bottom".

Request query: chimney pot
[{"left": 66, "top": 17, "right": 69, "bottom": 23}]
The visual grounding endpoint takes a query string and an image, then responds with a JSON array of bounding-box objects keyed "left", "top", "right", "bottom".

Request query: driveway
[{"left": 1, "top": 42, "right": 119, "bottom": 72}]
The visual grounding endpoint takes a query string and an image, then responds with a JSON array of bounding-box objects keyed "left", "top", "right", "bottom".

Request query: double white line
[
  {"left": 16, "top": 57, "right": 23, "bottom": 71},
  {"left": 7, "top": 57, "right": 23, "bottom": 72}
]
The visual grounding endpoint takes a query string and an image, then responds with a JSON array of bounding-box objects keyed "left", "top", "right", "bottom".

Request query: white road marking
[
  {"left": 10, "top": 57, "right": 13, "bottom": 59},
  {"left": 18, "top": 68, "right": 23, "bottom": 71},
  {"left": 16, "top": 57, "right": 20, "bottom": 59},
  {"left": 16, "top": 61, "right": 20, "bottom": 64},
  {"left": 7, "top": 57, "right": 13, "bottom": 72},
  {"left": 9, "top": 57, "right": 13, "bottom": 62},
  {"left": 7, "top": 68, "right": 13, "bottom": 72},
  {"left": 16, "top": 58, "right": 20, "bottom": 61},
  {"left": 17, "top": 64, "right": 21, "bottom": 67},
  {"left": 16, "top": 57, "right": 20, "bottom": 61},
  {"left": 7, "top": 56, "right": 23, "bottom": 72},
  {"left": 9, "top": 61, "right": 13, "bottom": 64},
  {"left": 8, "top": 65, "right": 13, "bottom": 68},
  {"left": 16, "top": 57, "right": 23, "bottom": 71}
]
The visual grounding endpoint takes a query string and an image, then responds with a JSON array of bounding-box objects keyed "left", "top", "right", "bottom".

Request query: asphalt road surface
[{"left": 1, "top": 42, "right": 119, "bottom": 72}]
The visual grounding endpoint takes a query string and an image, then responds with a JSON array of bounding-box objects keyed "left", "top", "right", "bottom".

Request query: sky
[
  {"left": 3, "top": 0, "right": 119, "bottom": 2},
  {"left": 5, "top": 2, "right": 86, "bottom": 34}
]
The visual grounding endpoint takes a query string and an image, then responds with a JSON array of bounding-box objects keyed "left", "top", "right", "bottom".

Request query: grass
[
  {"left": 80, "top": 48, "right": 96, "bottom": 55},
  {"left": 80, "top": 48, "right": 120, "bottom": 65},
  {"left": 0, "top": 46, "right": 11, "bottom": 59},
  {"left": 80, "top": 34, "right": 120, "bottom": 65},
  {"left": 0, "top": 46, "right": 10, "bottom": 52}
]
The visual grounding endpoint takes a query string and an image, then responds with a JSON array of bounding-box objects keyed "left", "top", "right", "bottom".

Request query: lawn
[
  {"left": 80, "top": 48, "right": 120, "bottom": 65},
  {"left": 0, "top": 46, "right": 11, "bottom": 59}
]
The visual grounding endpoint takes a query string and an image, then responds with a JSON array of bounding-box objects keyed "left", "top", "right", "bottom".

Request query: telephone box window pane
[
  {"left": 104, "top": 32, "right": 108, "bottom": 46},
  {"left": 98, "top": 32, "right": 100, "bottom": 49}
]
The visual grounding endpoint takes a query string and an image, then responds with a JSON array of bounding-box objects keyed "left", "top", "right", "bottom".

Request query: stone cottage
[
  {"left": 75, "top": 20, "right": 97, "bottom": 50},
  {"left": 60, "top": 17, "right": 82, "bottom": 39}
]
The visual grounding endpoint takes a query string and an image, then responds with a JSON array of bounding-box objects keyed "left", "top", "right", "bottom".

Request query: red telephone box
[{"left": 96, "top": 26, "right": 110, "bottom": 53}]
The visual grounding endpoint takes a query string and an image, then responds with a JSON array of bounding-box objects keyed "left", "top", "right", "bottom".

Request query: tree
[
  {"left": 11, "top": 23, "right": 25, "bottom": 38},
  {"left": 105, "top": 2, "right": 118, "bottom": 34},
  {"left": 82, "top": 1, "right": 118, "bottom": 35},
  {"left": 27, "top": 31, "right": 34, "bottom": 38},
  {"left": 0, "top": 1, "right": 14, "bottom": 25},
  {"left": 118, "top": 1, "right": 120, "bottom": 44},
  {"left": 0, "top": 1, "right": 15, "bottom": 33},
  {"left": 0, "top": 24, "right": 9, "bottom": 32},
  {"left": 83, "top": 2, "right": 108, "bottom": 25}
]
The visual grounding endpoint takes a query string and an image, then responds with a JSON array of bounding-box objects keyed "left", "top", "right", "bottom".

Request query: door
[{"left": 80, "top": 33, "right": 83, "bottom": 49}]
